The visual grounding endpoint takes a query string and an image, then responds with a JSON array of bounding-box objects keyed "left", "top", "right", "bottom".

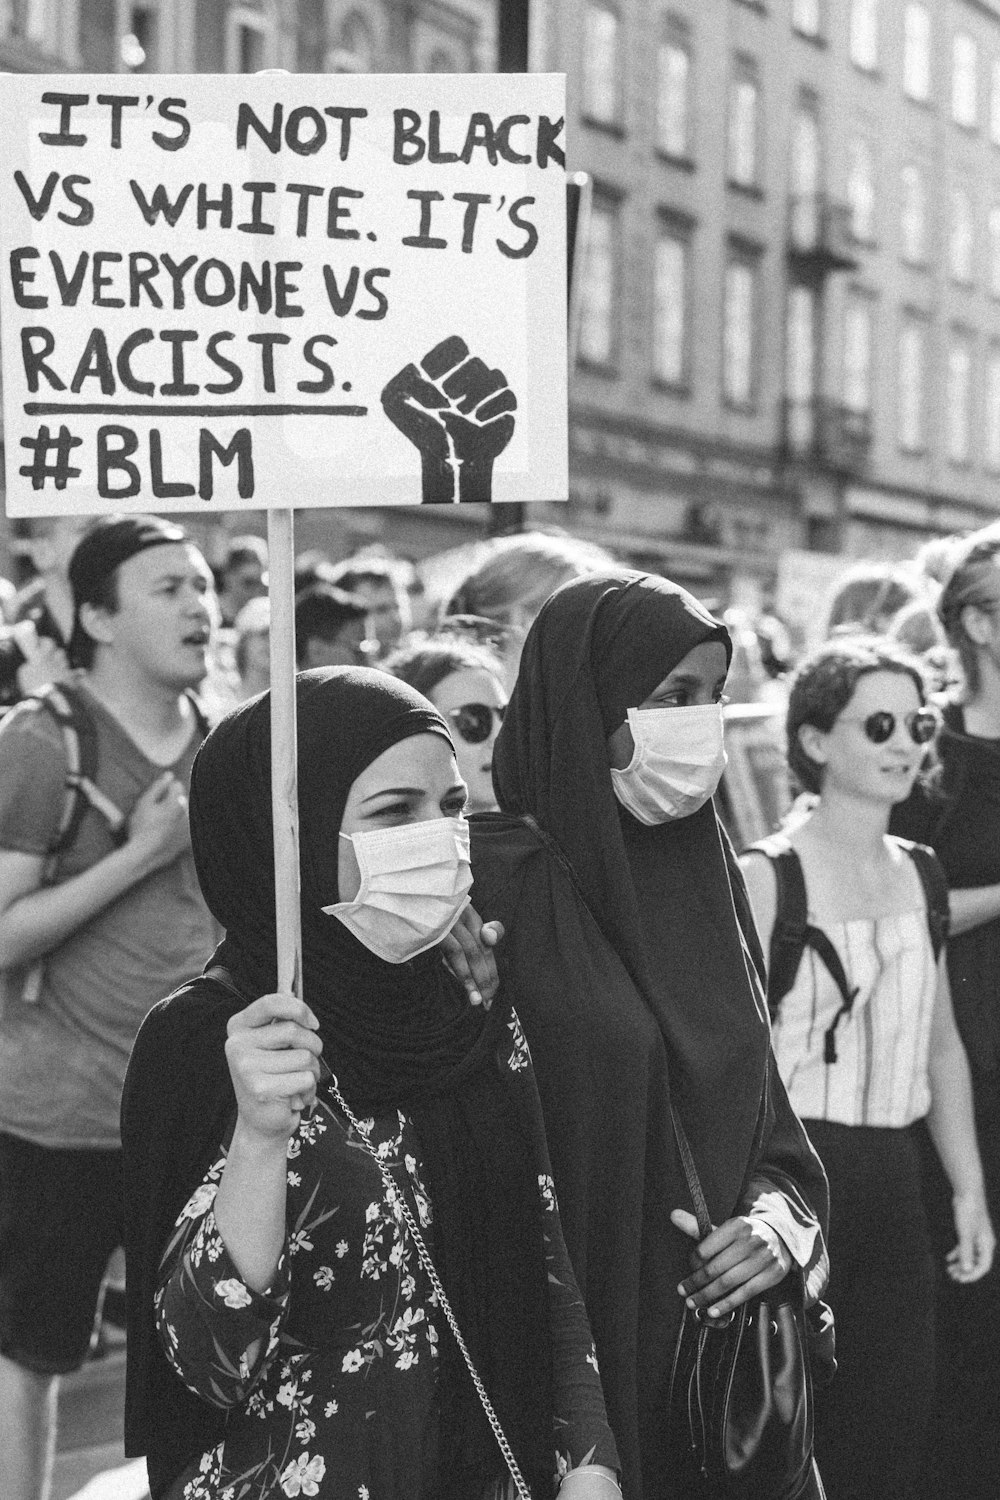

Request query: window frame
[
  {"left": 946, "top": 327, "right": 975, "bottom": 467},
  {"left": 576, "top": 189, "right": 623, "bottom": 374},
  {"left": 652, "top": 209, "right": 695, "bottom": 392},
  {"left": 726, "top": 55, "right": 762, "bottom": 193},
  {"left": 952, "top": 31, "right": 979, "bottom": 131},
  {"left": 849, "top": 0, "right": 879, "bottom": 74},
  {"left": 722, "top": 238, "right": 762, "bottom": 412},
  {"left": 985, "top": 343, "right": 1000, "bottom": 471},
  {"left": 846, "top": 133, "right": 877, "bottom": 245},
  {"left": 902, "top": 3, "right": 931, "bottom": 103},
  {"left": 899, "top": 162, "right": 926, "bottom": 265},
  {"left": 656, "top": 15, "right": 694, "bottom": 164},
  {"left": 226, "top": 4, "right": 274, "bottom": 73},
  {"left": 582, "top": 1, "right": 624, "bottom": 132},
  {"left": 950, "top": 184, "right": 975, "bottom": 285},
  {"left": 897, "top": 312, "right": 927, "bottom": 455},
  {"left": 843, "top": 287, "right": 876, "bottom": 416}
]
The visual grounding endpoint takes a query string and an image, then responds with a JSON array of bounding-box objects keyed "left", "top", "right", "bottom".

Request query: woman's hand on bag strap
[{"left": 671, "top": 1209, "right": 793, "bottom": 1319}]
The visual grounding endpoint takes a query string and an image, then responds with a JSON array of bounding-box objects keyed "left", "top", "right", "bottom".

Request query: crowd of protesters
[{"left": 0, "top": 513, "right": 999, "bottom": 1499}]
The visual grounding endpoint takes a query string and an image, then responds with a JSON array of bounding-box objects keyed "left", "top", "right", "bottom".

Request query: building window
[
  {"left": 578, "top": 197, "right": 619, "bottom": 368},
  {"left": 987, "top": 348, "right": 1000, "bottom": 469},
  {"left": 900, "top": 164, "right": 926, "bottom": 263},
  {"left": 953, "top": 32, "right": 978, "bottom": 129},
  {"left": 583, "top": 3, "right": 621, "bottom": 126},
  {"left": 950, "top": 187, "right": 975, "bottom": 283},
  {"left": 9, "top": 0, "right": 47, "bottom": 42},
  {"left": 789, "top": 99, "right": 821, "bottom": 248},
  {"left": 990, "top": 207, "right": 1000, "bottom": 297},
  {"left": 653, "top": 220, "right": 692, "bottom": 388},
  {"left": 947, "top": 334, "right": 973, "bottom": 464},
  {"left": 326, "top": 11, "right": 375, "bottom": 71},
  {"left": 902, "top": 4, "right": 931, "bottom": 102},
  {"left": 844, "top": 293, "right": 874, "bottom": 413},
  {"left": 723, "top": 248, "right": 759, "bottom": 408},
  {"left": 227, "top": 6, "right": 271, "bottom": 72},
  {"left": 792, "top": 0, "right": 821, "bottom": 39},
  {"left": 727, "top": 61, "right": 760, "bottom": 189},
  {"left": 898, "top": 318, "right": 925, "bottom": 452},
  {"left": 121, "top": 4, "right": 158, "bottom": 71},
  {"left": 850, "top": 0, "right": 878, "bottom": 72},
  {"left": 656, "top": 22, "right": 692, "bottom": 160},
  {"left": 785, "top": 285, "right": 817, "bottom": 449},
  {"left": 847, "top": 136, "right": 875, "bottom": 242}
]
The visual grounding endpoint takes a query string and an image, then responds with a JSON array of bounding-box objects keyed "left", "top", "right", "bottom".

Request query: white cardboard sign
[{"left": 0, "top": 72, "right": 568, "bottom": 516}]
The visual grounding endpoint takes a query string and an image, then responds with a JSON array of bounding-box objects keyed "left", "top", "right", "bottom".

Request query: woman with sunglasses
[
  {"left": 741, "top": 635, "right": 994, "bottom": 1500},
  {"left": 385, "top": 634, "right": 507, "bottom": 814}
]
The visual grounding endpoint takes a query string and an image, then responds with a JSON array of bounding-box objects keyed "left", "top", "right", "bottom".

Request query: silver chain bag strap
[{"left": 323, "top": 1066, "right": 533, "bottom": 1500}]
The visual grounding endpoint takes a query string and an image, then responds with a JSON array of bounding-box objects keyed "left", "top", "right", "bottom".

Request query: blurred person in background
[
  {"left": 295, "top": 584, "right": 370, "bottom": 670},
  {"left": 216, "top": 535, "right": 267, "bottom": 629},
  {"left": 385, "top": 631, "right": 508, "bottom": 814},
  {"left": 0, "top": 575, "right": 17, "bottom": 626},
  {"left": 0, "top": 515, "right": 219, "bottom": 1500},
  {"left": 0, "top": 516, "right": 91, "bottom": 710},
  {"left": 233, "top": 597, "right": 271, "bottom": 703},
  {"left": 891, "top": 528, "right": 1000, "bottom": 1497},
  {"left": 445, "top": 531, "right": 616, "bottom": 689},
  {"left": 293, "top": 548, "right": 337, "bottom": 597},
  {"left": 743, "top": 636, "right": 993, "bottom": 1500},
  {"left": 326, "top": 556, "right": 411, "bottom": 659},
  {"left": 823, "top": 562, "right": 921, "bottom": 640}
]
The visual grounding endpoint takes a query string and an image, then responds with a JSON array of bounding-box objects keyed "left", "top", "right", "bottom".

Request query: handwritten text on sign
[{"left": 0, "top": 73, "right": 568, "bottom": 516}]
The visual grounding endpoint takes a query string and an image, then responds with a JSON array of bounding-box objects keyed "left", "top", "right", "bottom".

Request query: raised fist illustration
[{"left": 381, "top": 335, "right": 517, "bottom": 504}]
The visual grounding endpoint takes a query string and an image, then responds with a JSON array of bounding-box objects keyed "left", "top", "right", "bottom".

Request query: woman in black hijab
[
  {"left": 469, "top": 573, "right": 830, "bottom": 1500},
  {"left": 121, "top": 667, "right": 618, "bottom": 1500}
]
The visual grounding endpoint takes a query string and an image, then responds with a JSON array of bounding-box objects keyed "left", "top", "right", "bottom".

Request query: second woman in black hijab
[
  {"left": 469, "top": 572, "right": 830, "bottom": 1500},
  {"left": 121, "top": 667, "right": 619, "bottom": 1500}
]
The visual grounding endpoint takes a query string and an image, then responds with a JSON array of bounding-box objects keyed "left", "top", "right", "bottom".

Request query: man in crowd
[
  {"left": 216, "top": 533, "right": 268, "bottom": 628},
  {"left": 0, "top": 515, "right": 220, "bottom": 1500},
  {"left": 326, "top": 556, "right": 411, "bottom": 659},
  {"left": 294, "top": 583, "right": 370, "bottom": 669},
  {"left": 0, "top": 516, "right": 91, "bottom": 711}
]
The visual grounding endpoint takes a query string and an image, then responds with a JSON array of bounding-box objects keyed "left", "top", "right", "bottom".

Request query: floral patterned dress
[{"left": 155, "top": 1013, "right": 618, "bottom": 1499}]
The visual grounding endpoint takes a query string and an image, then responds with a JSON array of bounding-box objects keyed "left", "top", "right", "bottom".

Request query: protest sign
[{"left": 0, "top": 71, "right": 568, "bottom": 517}]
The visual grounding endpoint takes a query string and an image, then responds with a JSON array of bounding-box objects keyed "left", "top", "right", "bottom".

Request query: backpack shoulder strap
[
  {"left": 898, "top": 838, "right": 950, "bottom": 960},
  {"left": 746, "top": 834, "right": 808, "bottom": 1021},
  {"left": 747, "top": 834, "right": 860, "bottom": 1062},
  {"left": 33, "top": 683, "right": 128, "bottom": 858}
]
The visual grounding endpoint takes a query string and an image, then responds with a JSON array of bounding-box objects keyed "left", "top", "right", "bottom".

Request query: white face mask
[
  {"left": 322, "top": 817, "right": 473, "bottom": 964},
  {"left": 610, "top": 703, "right": 728, "bottom": 825}
]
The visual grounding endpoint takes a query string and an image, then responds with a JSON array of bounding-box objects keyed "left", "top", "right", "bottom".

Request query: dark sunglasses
[
  {"left": 447, "top": 702, "right": 506, "bottom": 744},
  {"left": 838, "top": 708, "right": 938, "bottom": 745}
]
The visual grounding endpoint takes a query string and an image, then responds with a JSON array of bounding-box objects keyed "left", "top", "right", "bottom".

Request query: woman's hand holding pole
[{"left": 213, "top": 993, "right": 323, "bottom": 1292}]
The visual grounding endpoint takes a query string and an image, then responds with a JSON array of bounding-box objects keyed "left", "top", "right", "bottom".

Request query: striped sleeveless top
[{"left": 771, "top": 868, "right": 938, "bottom": 1128}]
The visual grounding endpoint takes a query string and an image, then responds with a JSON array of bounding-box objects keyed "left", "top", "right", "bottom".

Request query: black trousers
[
  {"left": 804, "top": 1120, "right": 935, "bottom": 1500},
  {"left": 918, "top": 1099, "right": 1000, "bottom": 1500}
]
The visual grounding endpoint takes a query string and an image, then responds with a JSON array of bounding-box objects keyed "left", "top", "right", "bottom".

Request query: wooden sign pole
[{"left": 267, "top": 507, "right": 304, "bottom": 1000}]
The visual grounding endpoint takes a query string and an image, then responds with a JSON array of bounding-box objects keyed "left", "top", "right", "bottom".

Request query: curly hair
[
  {"left": 786, "top": 635, "right": 927, "bottom": 795},
  {"left": 382, "top": 632, "right": 505, "bottom": 702},
  {"left": 937, "top": 528, "right": 1000, "bottom": 697}
]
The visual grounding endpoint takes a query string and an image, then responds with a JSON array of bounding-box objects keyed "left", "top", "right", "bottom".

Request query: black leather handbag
[{"left": 666, "top": 1110, "right": 835, "bottom": 1498}]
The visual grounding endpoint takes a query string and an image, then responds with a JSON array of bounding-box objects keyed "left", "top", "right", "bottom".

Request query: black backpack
[{"left": 748, "top": 833, "right": 950, "bottom": 1065}]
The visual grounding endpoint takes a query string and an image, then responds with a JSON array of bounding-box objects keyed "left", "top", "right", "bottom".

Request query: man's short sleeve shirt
[{"left": 0, "top": 684, "right": 218, "bottom": 1148}]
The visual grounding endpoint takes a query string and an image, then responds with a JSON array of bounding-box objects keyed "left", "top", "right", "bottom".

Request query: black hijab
[
  {"left": 123, "top": 668, "right": 552, "bottom": 1499},
  {"left": 493, "top": 572, "right": 770, "bottom": 1220}
]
